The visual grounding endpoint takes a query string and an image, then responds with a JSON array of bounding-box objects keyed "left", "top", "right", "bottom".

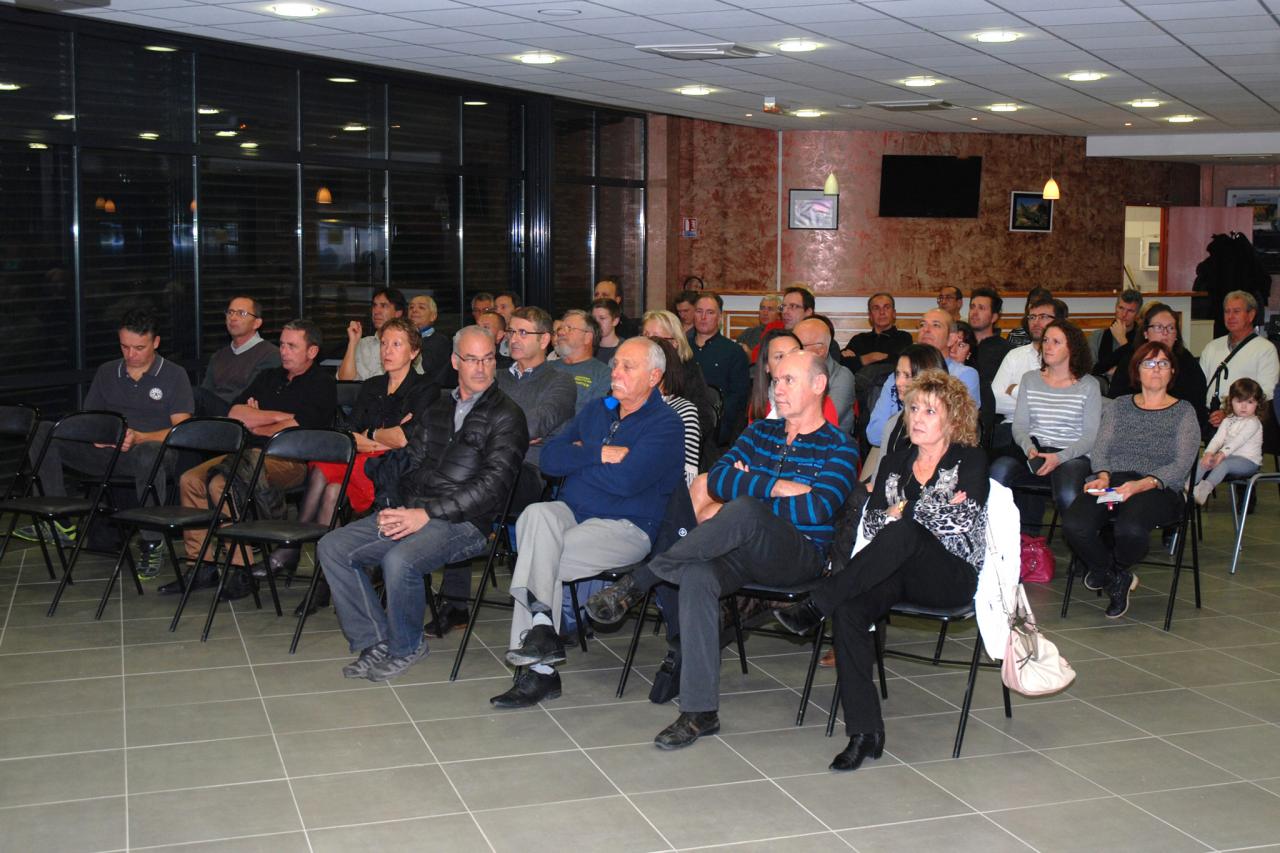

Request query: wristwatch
[{"left": 365, "top": 427, "right": 377, "bottom": 440}]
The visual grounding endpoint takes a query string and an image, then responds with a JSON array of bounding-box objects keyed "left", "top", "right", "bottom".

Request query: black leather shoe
[
  {"left": 655, "top": 711, "right": 719, "bottom": 750},
  {"left": 830, "top": 731, "right": 885, "bottom": 772},
  {"left": 490, "top": 668, "right": 561, "bottom": 708},
  {"left": 648, "top": 649, "right": 681, "bottom": 705},
  {"left": 505, "top": 624, "right": 567, "bottom": 667},
  {"left": 424, "top": 596, "right": 469, "bottom": 638},
  {"left": 774, "top": 600, "right": 824, "bottom": 635},
  {"left": 1105, "top": 569, "right": 1138, "bottom": 619},
  {"left": 585, "top": 574, "right": 643, "bottom": 627},
  {"left": 158, "top": 562, "right": 219, "bottom": 596}
]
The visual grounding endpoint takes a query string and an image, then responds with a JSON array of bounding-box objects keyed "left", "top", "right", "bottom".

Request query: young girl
[{"left": 1194, "top": 378, "right": 1266, "bottom": 505}]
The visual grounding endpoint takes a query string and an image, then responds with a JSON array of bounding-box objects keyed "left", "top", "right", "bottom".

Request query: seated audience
[
  {"left": 272, "top": 318, "right": 437, "bottom": 589},
  {"left": 989, "top": 321, "right": 1100, "bottom": 534},
  {"left": 550, "top": 308, "right": 612, "bottom": 411},
  {"left": 1200, "top": 290, "right": 1279, "bottom": 428},
  {"left": 1194, "top": 378, "right": 1266, "bottom": 505},
  {"left": 936, "top": 284, "right": 964, "bottom": 321},
  {"left": 408, "top": 294, "right": 455, "bottom": 388},
  {"left": 841, "top": 292, "right": 911, "bottom": 372},
  {"left": 652, "top": 337, "right": 702, "bottom": 485},
  {"left": 195, "top": 296, "right": 280, "bottom": 416},
  {"left": 644, "top": 309, "right": 716, "bottom": 466},
  {"left": 1005, "top": 286, "right": 1053, "bottom": 348},
  {"left": 470, "top": 291, "right": 494, "bottom": 323},
  {"left": 1089, "top": 289, "right": 1143, "bottom": 381},
  {"left": 494, "top": 291, "right": 520, "bottom": 357},
  {"left": 735, "top": 294, "right": 782, "bottom": 354},
  {"left": 968, "top": 287, "right": 1012, "bottom": 391},
  {"left": 948, "top": 320, "right": 978, "bottom": 367},
  {"left": 1061, "top": 340, "right": 1200, "bottom": 618},
  {"left": 1103, "top": 302, "right": 1209, "bottom": 435},
  {"left": 773, "top": 369, "right": 987, "bottom": 772},
  {"left": 689, "top": 292, "right": 751, "bottom": 444},
  {"left": 490, "top": 337, "right": 684, "bottom": 708},
  {"left": 476, "top": 310, "right": 514, "bottom": 371},
  {"left": 586, "top": 350, "right": 857, "bottom": 749},
  {"left": 796, "top": 316, "right": 856, "bottom": 435},
  {"left": 591, "top": 297, "right": 625, "bottom": 364},
  {"left": 781, "top": 285, "right": 815, "bottom": 330},
  {"left": 673, "top": 289, "right": 698, "bottom": 335},
  {"left": 337, "top": 287, "right": 406, "bottom": 381},
  {"left": 992, "top": 296, "right": 1066, "bottom": 419},
  {"left": 860, "top": 343, "right": 947, "bottom": 483},
  {"left": 748, "top": 329, "right": 839, "bottom": 427},
  {"left": 595, "top": 278, "right": 639, "bottom": 338},
  {"left": 316, "top": 325, "right": 527, "bottom": 682}
]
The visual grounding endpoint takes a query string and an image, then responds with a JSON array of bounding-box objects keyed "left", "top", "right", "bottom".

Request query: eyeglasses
[
  {"left": 1026, "top": 312, "right": 1056, "bottom": 322},
  {"left": 459, "top": 354, "right": 496, "bottom": 366},
  {"left": 225, "top": 308, "right": 258, "bottom": 319},
  {"left": 1139, "top": 358, "right": 1172, "bottom": 370},
  {"left": 557, "top": 325, "right": 590, "bottom": 335},
  {"left": 508, "top": 328, "right": 547, "bottom": 338},
  {"left": 602, "top": 418, "right": 622, "bottom": 446},
  {"left": 801, "top": 342, "right": 826, "bottom": 352},
  {"left": 645, "top": 333, "right": 674, "bottom": 342},
  {"left": 1146, "top": 323, "right": 1176, "bottom": 335}
]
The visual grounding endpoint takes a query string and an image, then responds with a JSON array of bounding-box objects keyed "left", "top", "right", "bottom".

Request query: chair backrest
[
  {"left": 264, "top": 427, "right": 355, "bottom": 466},
  {"left": 164, "top": 417, "right": 249, "bottom": 456},
  {"left": 0, "top": 404, "right": 40, "bottom": 500},
  {"left": 0, "top": 404, "right": 38, "bottom": 441},
  {"left": 50, "top": 411, "right": 127, "bottom": 446}
]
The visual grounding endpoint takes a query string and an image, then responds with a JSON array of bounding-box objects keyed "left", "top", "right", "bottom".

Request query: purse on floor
[
  {"left": 1018, "top": 533, "right": 1056, "bottom": 583},
  {"left": 1001, "top": 583, "right": 1075, "bottom": 696}
]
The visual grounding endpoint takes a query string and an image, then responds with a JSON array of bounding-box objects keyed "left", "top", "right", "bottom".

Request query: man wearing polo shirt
[
  {"left": 22, "top": 308, "right": 193, "bottom": 576},
  {"left": 163, "top": 319, "right": 337, "bottom": 594}
]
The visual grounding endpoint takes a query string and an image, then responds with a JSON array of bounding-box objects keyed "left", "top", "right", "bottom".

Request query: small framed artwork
[
  {"left": 788, "top": 189, "right": 838, "bottom": 230},
  {"left": 1139, "top": 237, "right": 1160, "bottom": 270},
  {"left": 1009, "top": 191, "right": 1053, "bottom": 233}
]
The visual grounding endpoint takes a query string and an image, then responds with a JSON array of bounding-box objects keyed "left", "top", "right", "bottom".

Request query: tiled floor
[{"left": 2, "top": 492, "right": 1280, "bottom": 852}]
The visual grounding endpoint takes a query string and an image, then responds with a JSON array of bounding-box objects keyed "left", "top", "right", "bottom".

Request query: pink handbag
[{"left": 1019, "top": 533, "right": 1055, "bottom": 583}]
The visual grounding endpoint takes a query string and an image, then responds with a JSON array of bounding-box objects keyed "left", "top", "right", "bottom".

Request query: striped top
[
  {"left": 664, "top": 394, "right": 702, "bottom": 484},
  {"left": 1012, "top": 370, "right": 1102, "bottom": 461},
  {"left": 708, "top": 418, "right": 859, "bottom": 555}
]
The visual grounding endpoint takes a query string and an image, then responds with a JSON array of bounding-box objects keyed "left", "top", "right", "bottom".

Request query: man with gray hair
[
  {"left": 585, "top": 350, "right": 858, "bottom": 749},
  {"left": 1090, "top": 288, "right": 1143, "bottom": 380},
  {"left": 317, "top": 325, "right": 528, "bottom": 681},
  {"left": 735, "top": 293, "right": 782, "bottom": 352},
  {"left": 550, "top": 308, "right": 612, "bottom": 412},
  {"left": 1201, "top": 290, "right": 1279, "bottom": 427},
  {"left": 490, "top": 336, "right": 685, "bottom": 708}
]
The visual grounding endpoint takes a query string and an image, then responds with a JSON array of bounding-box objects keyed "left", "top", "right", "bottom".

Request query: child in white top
[{"left": 1194, "top": 377, "right": 1266, "bottom": 505}]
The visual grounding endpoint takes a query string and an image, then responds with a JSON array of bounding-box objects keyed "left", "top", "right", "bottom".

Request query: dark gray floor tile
[
  {"left": 721, "top": 725, "right": 888, "bottom": 779},
  {"left": 0, "top": 676, "right": 122, "bottom": 720},
  {"left": 841, "top": 813, "right": 1034, "bottom": 853},
  {"left": 990, "top": 796, "right": 1210, "bottom": 853},
  {"left": 129, "top": 780, "right": 301, "bottom": 848},
  {"left": 0, "top": 709, "right": 123, "bottom": 759},
  {"left": 310, "top": 814, "right": 489, "bottom": 853},
  {"left": 449, "top": 750, "right": 613, "bottom": 810},
  {"left": 631, "top": 779, "right": 825, "bottom": 849},
  {"left": 123, "top": 637, "right": 249, "bottom": 674},
  {"left": 1125, "top": 648, "right": 1278, "bottom": 687},
  {"left": 916, "top": 751, "right": 1107, "bottom": 811},
  {"left": 395, "top": 674, "right": 525, "bottom": 720},
  {"left": 252, "top": 658, "right": 381, "bottom": 697},
  {"left": 780, "top": 762, "right": 972, "bottom": 829},
  {"left": 0, "top": 795, "right": 125, "bottom": 853},
  {"left": 1221, "top": 643, "right": 1280, "bottom": 674},
  {"left": 417, "top": 710, "right": 576, "bottom": 762},
  {"left": 1129, "top": 782, "right": 1280, "bottom": 849},
  {"left": 1198, "top": 679, "right": 1280, "bottom": 723},
  {"left": 974, "top": 698, "right": 1146, "bottom": 749},
  {"left": 475, "top": 795, "right": 666, "bottom": 853},
  {"left": 1056, "top": 624, "right": 1201, "bottom": 657},
  {"left": 126, "top": 698, "right": 272, "bottom": 747},
  {"left": 549, "top": 699, "right": 688, "bottom": 750},
  {"left": 587, "top": 738, "right": 762, "bottom": 794},
  {"left": 0, "top": 646, "right": 121, "bottom": 684},
  {"left": 276, "top": 722, "right": 434, "bottom": 777},
  {"left": 126, "top": 734, "right": 284, "bottom": 793},
  {"left": 290, "top": 764, "right": 463, "bottom": 829},
  {"left": 1044, "top": 737, "right": 1237, "bottom": 793},
  {"left": 263, "top": 686, "right": 410, "bottom": 734},
  {"left": 879, "top": 712, "right": 1025, "bottom": 763},
  {"left": 1089, "top": 689, "right": 1261, "bottom": 734},
  {"left": 125, "top": 666, "right": 259, "bottom": 709},
  {"left": 0, "top": 621, "right": 122, "bottom": 652},
  {"left": 1166, "top": 724, "right": 1280, "bottom": 779},
  {"left": 1166, "top": 615, "right": 1280, "bottom": 648},
  {"left": 141, "top": 832, "right": 311, "bottom": 853},
  {"left": 0, "top": 749, "right": 124, "bottom": 808},
  {"left": 1053, "top": 656, "right": 1180, "bottom": 699},
  {"left": 6, "top": 598, "right": 117, "bottom": 627}
]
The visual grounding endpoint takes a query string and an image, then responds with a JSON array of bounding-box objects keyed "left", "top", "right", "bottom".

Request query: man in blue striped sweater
[{"left": 587, "top": 350, "right": 859, "bottom": 749}]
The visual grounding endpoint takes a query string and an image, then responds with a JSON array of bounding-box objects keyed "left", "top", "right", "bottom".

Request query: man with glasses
[
  {"left": 551, "top": 308, "right": 611, "bottom": 412},
  {"left": 195, "top": 295, "right": 280, "bottom": 417},
  {"left": 690, "top": 292, "right": 751, "bottom": 444},
  {"left": 1200, "top": 290, "right": 1279, "bottom": 428},
  {"left": 936, "top": 285, "right": 964, "bottom": 321},
  {"left": 490, "top": 336, "right": 684, "bottom": 708},
  {"left": 337, "top": 287, "right": 407, "bottom": 381},
  {"left": 795, "top": 316, "right": 856, "bottom": 435},
  {"left": 781, "top": 285, "right": 815, "bottom": 331},
  {"left": 1090, "top": 289, "right": 1143, "bottom": 382},
  {"left": 992, "top": 296, "right": 1068, "bottom": 419},
  {"left": 317, "top": 325, "right": 529, "bottom": 682}
]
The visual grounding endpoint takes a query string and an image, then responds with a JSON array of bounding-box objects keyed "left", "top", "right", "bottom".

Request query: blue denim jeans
[{"left": 317, "top": 513, "right": 487, "bottom": 656}]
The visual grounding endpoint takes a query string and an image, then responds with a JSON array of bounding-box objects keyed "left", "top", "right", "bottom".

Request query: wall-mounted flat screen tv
[{"left": 879, "top": 155, "right": 982, "bottom": 218}]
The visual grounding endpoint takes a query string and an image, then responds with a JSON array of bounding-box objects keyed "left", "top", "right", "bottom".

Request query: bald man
[{"left": 795, "top": 316, "right": 856, "bottom": 435}]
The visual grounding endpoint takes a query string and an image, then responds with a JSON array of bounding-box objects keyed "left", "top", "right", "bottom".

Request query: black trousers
[
  {"left": 1060, "top": 472, "right": 1182, "bottom": 575},
  {"left": 989, "top": 452, "right": 1091, "bottom": 534},
  {"left": 812, "top": 519, "right": 977, "bottom": 735}
]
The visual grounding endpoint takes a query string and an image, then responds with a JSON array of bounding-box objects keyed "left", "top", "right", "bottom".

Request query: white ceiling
[{"left": 27, "top": 0, "right": 1280, "bottom": 136}]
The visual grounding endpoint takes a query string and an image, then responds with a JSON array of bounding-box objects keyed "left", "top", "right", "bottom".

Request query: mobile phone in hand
[{"left": 1027, "top": 436, "right": 1046, "bottom": 473}]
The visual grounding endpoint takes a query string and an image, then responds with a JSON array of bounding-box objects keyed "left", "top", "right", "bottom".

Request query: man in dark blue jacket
[
  {"left": 491, "top": 336, "right": 685, "bottom": 708},
  {"left": 587, "top": 351, "right": 858, "bottom": 749}
]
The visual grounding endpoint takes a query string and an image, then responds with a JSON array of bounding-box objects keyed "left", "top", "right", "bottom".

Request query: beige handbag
[{"left": 1001, "top": 584, "right": 1076, "bottom": 696}]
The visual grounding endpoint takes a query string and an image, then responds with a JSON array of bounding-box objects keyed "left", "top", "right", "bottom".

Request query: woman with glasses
[
  {"left": 1104, "top": 302, "right": 1210, "bottom": 436},
  {"left": 1061, "top": 340, "right": 1200, "bottom": 618}
]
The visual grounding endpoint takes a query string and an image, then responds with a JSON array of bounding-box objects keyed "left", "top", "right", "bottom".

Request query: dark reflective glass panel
[
  {"left": 464, "top": 175, "right": 515, "bottom": 307},
  {"left": 199, "top": 158, "right": 299, "bottom": 356},
  {"left": 551, "top": 184, "right": 591, "bottom": 317},
  {"left": 390, "top": 86, "right": 457, "bottom": 167},
  {"left": 390, "top": 171, "right": 459, "bottom": 332},
  {"left": 598, "top": 113, "right": 644, "bottom": 181},
  {"left": 596, "top": 186, "right": 645, "bottom": 320},
  {"left": 77, "top": 37, "right": 192, "bottom": 145},
  {"left": 0, "top": 21, "right": 72, "bottom": 137},
  {"left": 80, "top": 149, "right": 195, "bottom": 366},
  {"left": 198, "top": 56, "right": 296, "bottom": 155},
  {"left": 462, "top": 99, "right": 512, "bottom": 170},
  {"left": 302, "top": 75, "right": 383, "bottom": 159},
  {"left": 553, "top": 104, "right": 592, "bottom": 178}
]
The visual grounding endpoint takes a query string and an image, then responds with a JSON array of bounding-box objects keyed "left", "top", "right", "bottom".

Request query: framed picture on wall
[
  {"left": 788, "top": 189, "right": 838, "bottom": 230},
  {"left": 1009, "top": 191, "right": 1053, "bottom": 232},
  {"left": 1225, "top": 188, "right": 1280, "bottom": 272}
]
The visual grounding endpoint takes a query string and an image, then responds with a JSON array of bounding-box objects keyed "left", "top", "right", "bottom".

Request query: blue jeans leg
[
  {"left": 381, "top": 519, "right": 487, "bottom": 656},
  {"left": 317, "top": 515, "right": 397, "bottom": 654}
]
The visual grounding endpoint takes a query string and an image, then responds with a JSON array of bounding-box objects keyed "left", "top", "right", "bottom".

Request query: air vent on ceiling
[
  {"left": 635, "top": 43, "right": 771, "bottom": 60},
  {"left": 868, "top": 99, "right": 957, "bottom": 111}
]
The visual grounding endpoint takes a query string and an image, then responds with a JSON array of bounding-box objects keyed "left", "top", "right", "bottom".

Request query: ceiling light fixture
[
  {"left": 327, "top": 77, "right": 357, "bottom": 84},
  {"left": 240, "top": 141, "right": 259, "bottom": 149},
  {"left": 215, "top": 130, "right": 238, "bottom": 137},
  {"left": 342, "top": 123, "right": 368, "bottom": 132},
  {"left": 901, "top": 76, "right": 939, "bottom": 88},
  {"left": 973, "top": 30, "right": 1020, "bottom": 43},
  {"left": 989, "top": 103, "right": 1019, "bottom": 112},
  {"left": 823, "top": 172, "right": 839, "bottom": 196},
  {"left": 1167, "top": 114, "right": 1196, "bottom": 123},
  {"left": 316, "top": 186, "right": 333, "bottom": 205},
  {"left": 0, "top": 82, "right": 21, "bottom": 91},
  {"left": 267, "top": 3, "right": 323, "bottom": 17},
  {"left": 537, "top": 7, "right": 582, "bottom": 15},
  {"left": 103, "top": 199, "right": 117, "bottom": 214},
  {"left": 517, "top": 52, "right": 557, "bottom": 65},
  {"left": 970, "top": 117, "right": 979, "bottom": 121},
  {"left": 793, "top": 108, "right": 823, "bottom": 117},
  {"left": 1130, "top": 98, "right": 1161, "bottom": 108},
  {"left": 777, "top": 39, "right": 819, "bottom": 53},
  {"left": 138, "top": 131, "right": 160, "bottom": 140},
  {"left": 52, "top": 113, "right": 74, "bottom": 121},
  {"left": 197, "top": 106, "right": 220, "bottom": 115},
  {"left": 463, "top": 100, "right": 488, "bottom": 106},
  {"left": 28, "top": 142, "right": 48, "bottom": 150},
  {"left": 144, "top": 45, "right": 177, "bottom": 53},
  {"left": 1124, "top": 122, "right": 1132, "bottom": 126},
  {"left": 744, "top": 112, "right": 753, "bottom": 117},
  {"left": 678, "top": 85, "right": 712, "bottom": 96},
  {"left": 1066, "top": 71, "right": 1105, "bottom": 82}
]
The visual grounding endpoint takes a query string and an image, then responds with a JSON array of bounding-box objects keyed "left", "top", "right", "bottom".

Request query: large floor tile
[
  {"left": 0, "top": 676, "right": 122, "bottom": 720},
  {"left": 0, "top": 748, "right": 124, "bottom": 808},
  {"left": 974, "top": 698, "right": 1146, "bottom": 749},
  {"left": 879, "top": 712, "right": 1025, "bottom": 763},
  {"left": 126, "top": 734, "right": 285, "bottom": 793},
  {"left": 1124, "top": 648, "right": 1278, "bottom": 687},
  {"left": 1129, "top": 782, "right": 1280, "bottom": 849},
  {"left": 475, "top": 795, "right": 666, "bottom": 853},
  {"left": 275, "top": 722, "right": 434, "bottom": 777},
  {"left": 310, "top": 814, "right": 489, "bottom": 853},
  {"left": 1088, "top": 689, "right": 1261, "bottom": 735},
  {"left": 548, "top": 699, "right": 688, "bottom": 749},
  {"left": 0, "top": 621, "right": 122, "bottom": 652},
  {"left": 417, "top": 710, "right": 576, "bottom": 762},
  {"left": 1057, "top": 624, "right": 1201, "bottom": 657},
  {"left": 126, "top": 697, "right": 272, "bottom": 747},
  {"left": 1198, "top": 679, "right": 1280, "bottom": 723},
  {"left": 251, "top": 658, "right": 381, "bottom": 697},
  {"left": 587, "top": 737, "right": 762, "bottom": 794},
  {"left": 1166, "top": 724, "right": 1280, "bottom": 780},
  {"left": 129, "top": 780, "right": 302, "bottom": 848},
  {"left": 989, "top": 796, "right": 1210, "bottom": 853},
  {"left": 141, "top": 832, "right": 312, "bottom": 853},
  {"left": 262, "top": 686, "right": 411, "bottom": 734},
  {"left": 680, "top": 833, "right": 852, "bottom": 852},
  {"left": 449, "top": 749, "right": 613, "bottom": 810},
  {"left": 0, "top": 708, "right": 123, "bottom": 759},
  {"left": 0, "top": 646, "right": 121, "bottom": 683},
  {"left": 125, "top": 666, "right": 260, "bottom": 709},
  {"left": 841, "top": 812, "right": 1034, "bottom": 853},
  {"left": 291, "top": 763, "right": 464, "bottom": 829},
  {"left": 632, "top": 779, "right": 825, "bottom": 849},
  {"left": 916, "top": 751, "right": 1107, "bottom": 811},
  {"left": 721, "top": 725, "right": 888, "bottom": 779},
  {"left": 123, "top": 637, "right": 250, "bottom": 674},
  {"left": 394, "top": 674, "right": 524, "bottom": 720},
  {"left": 779, "top": 762, "right": 972, "bottom": 829},
  {"left": 0, "top": 795, "right": 125, "bottom": 853},
  {"left": 1043, "top": 736, "right": 1237, "bottom": 794}
]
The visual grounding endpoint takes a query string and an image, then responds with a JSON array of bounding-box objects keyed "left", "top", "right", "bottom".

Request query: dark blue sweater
[
  {"left": 541, "top": 388, "right": 685, "bottom": 543},
  {"left": 708, "top": 418, "right": 859, "bottom": 555}
]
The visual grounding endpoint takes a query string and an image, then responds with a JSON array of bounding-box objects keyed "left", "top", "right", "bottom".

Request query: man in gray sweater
[{"left": 195, "top": 296, "right": 281, "bottom": 416}]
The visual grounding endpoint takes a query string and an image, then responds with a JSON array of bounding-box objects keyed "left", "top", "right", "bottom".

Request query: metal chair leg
[
  {"left": 615, "top": 588, "right": 652, "bottom": 698},
  {"left": 796, "top": 617, "right": 827, "bottom": 726},
  {"left": 952, "top": 636, "right": 983, "bottom": 759}
]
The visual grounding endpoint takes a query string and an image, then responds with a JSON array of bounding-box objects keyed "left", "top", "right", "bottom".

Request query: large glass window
[
  {"left": 302, "top": 74, "right": 384, "bottom": 160},
  {"left": 198, "top": 56, "right": 296, "bottom": 156},
  {"left": 0, "top": 21, "right": 73, "bottom": 138},
  {"left": 390, "top": 171, "right": 460, "bottom": 333},
  {"left": 464, "top": 175, "right": 516, "bottom": 306},
  {"left": 551, "top": 185, "right": 591, "bottom": 317},
  {"left": 596, "top": 186, "right": 645, "bottom": 315},
  {"left": 390, "top": 87, "right": 457, "bottom": 167},
  {"left": 463, "top": 98, "right": 513, "bottom": 170},
  {"left": 77, "top": 37, "right": 192, "bottom": 145}
]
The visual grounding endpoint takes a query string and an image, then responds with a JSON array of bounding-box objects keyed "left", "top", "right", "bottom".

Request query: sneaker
[
  {"left": 12, "top": 520, "right": 77, "bottom": 546},
  {"left": 341, "top": 641, "right": 391, "bottom": 679},
  {"left": 1193, "top": 480, "right": 1213, "bottom": 507},
  {"left": 136, "top": 540, "right": 167, "bottom": 580},
  {"left": 1105, "top": 569, "right": 1138, "bottom": 619},
  {"left": 1082, "top": 567, "right": 1112, "bottom": 592},
  {"left": 365, "top": 634, "right": 430, "bottom": 681},
  {"left": 505, "top": 624, "right": 566, "bottom": 668}
]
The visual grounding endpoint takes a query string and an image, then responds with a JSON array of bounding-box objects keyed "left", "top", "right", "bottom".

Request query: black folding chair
[
  {"left": 0, "top": 404, "right": 41, "bottom": 560},
  {"left": 732, "top": 580, "right": 829, "bottom": 725},
  {"left": 0, "top": 412, "right": 127, "bottom": 614},
  {"left": 202, "top": 428, "right": 355, "bottom": 645},
  {"left": 92, "top": 418, "right": 250, "bottom": 624}
]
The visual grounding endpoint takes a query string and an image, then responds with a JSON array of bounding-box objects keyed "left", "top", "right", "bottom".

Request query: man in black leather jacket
[{"left": 316, "top": 325, "right": 528, "bottom": 682}]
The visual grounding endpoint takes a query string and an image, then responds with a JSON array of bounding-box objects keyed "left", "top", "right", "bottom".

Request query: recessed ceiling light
[
  {"left": 744, "top": 112, "right": 753, "bottom": 117},
  {"left": 138, "top": 131, "right": 160, "bottom": 140},
  {"left": 970, "top": 117, "right": 979, "bottom": 121},
  {"left": 328, "top": 77, "right": 357, "bottom": 84},
  {"left": 989, "top": 103, "right": 1019, "bottom": 112},
  {"left": 0, "top": 82, "right": 22, "bottom": 91},
  {"left": 342, "top": 123, "right": 368, "bottom": 132},
  {"left": 1167, "top": 114, "right": 1196, "bottom": 123},
  {"left": 197, "top": 106, "right": 220, "bottom": 115},
  {"left": 1130, "top": 98, "right": 1161, "bottom": 108},
  {"left": 1124, "top": 122, "right": 1132, "bottom": 126},
  {"left": 215, "top": 130, "right": 238, "bottom": 137},
  {"left": 52, "top": 113, "right": 74, "bottom": 121},
  {"left": 28, "top": 142, "right": 48, "bottom": 150},
  {"left": 463, "top": 100, "right": 488, "bottom": 106},
  {"left": 517, "top": 52, "right": 557, "bottom": 65},
  {"left": 267, "top": 3, "right": 323, "bottom": 17},
  {"left": 537, "top": 7, "right": 581, "bottom": 16},
  {"left": 239, "top": 141, "right": 259, "bottom": 149},
  {"left": 1066, "top": 71, "right": 1105, "bottom": 82},
  {"left": 973, "top": 30, "right": 1020, "bottom": 43},
  {"left": 777, "top": 39, "right": 819, "bottom": 53},
  {"left": 144, "top": 45, "right": 177, "bottom": 53},
  {"left": 793, "top": 108, "right": 823, "bottom": 118},
  {"left": 678, "top": 85, "right": 712, "bottom": 96},
  {"left": 901, "top": 76, "right": 940, "bottom": 88}
]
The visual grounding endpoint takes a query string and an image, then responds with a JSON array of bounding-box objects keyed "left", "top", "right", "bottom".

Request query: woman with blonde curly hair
[{"left": 774, "top": 369, "right": 989, "bottom": 773}]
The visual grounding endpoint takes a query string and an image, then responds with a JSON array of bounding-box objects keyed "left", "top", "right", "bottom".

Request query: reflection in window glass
[
  {"left": 390, "top": 172, "right": 459, "bottom": 332},
  {"left": 302, "top": 75, "right": 383, "bottom": 159},
  {"left": 77, "top": 37, "right": 192, "bottom": 144},
  {"left": 198, "top": 56, "right": 296, "bottom": 155},
  {"left": 462, "top": 99, "right": 512, "bottom": 170},
  {"left": 0, "top": 21, "right": 72, "bottom": 137},
  {"left": 596, "top": 187, "right": 645, "bottom": 321},
  {"left": 390, "top": 87, "right": 458, "bottom": 166},
  {"left": 598, "top": 114, "right": 644, "bottom": 181},
  {"left": 199, "top": 159, "right": 299, "bottom": 355},
  {"left": 464, "top": 175, "right": 515, "bottom": 307},
  {"left": 303, "top": 168, "right": 386, "bottom": 356},
  {"left": 80, "top": 149, "right": 195, "bottom": 365},
  {"left": 553, "top": 104, "right": 592, "bottom": 178},
  {"left": 551, "top": 184, "right": 591, "bottom": 317}
]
